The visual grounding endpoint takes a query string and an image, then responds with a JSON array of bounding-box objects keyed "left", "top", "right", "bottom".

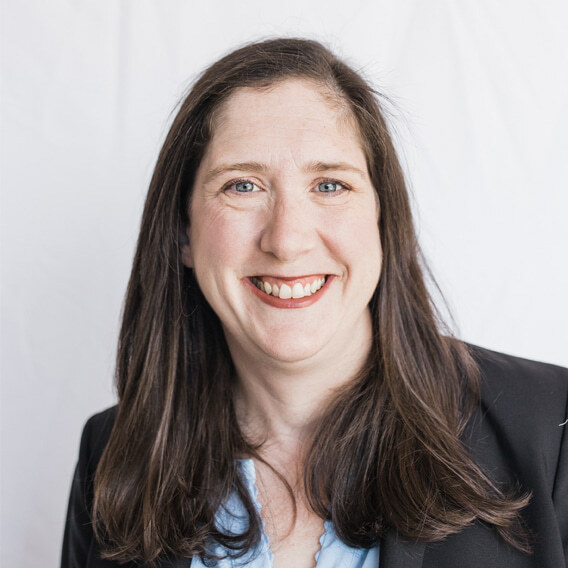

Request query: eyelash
[
  {"left": 221, "top": 178, "right": 352, "bottom": 195},
  {"left": 222, "top": 178, "right": 262, "bottom": 194},
  {"left": 316, "top": 179, "right": 351, "bottom": 195}
]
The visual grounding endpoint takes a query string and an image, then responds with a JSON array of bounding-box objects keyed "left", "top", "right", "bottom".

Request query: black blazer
[{"left": 61, "top": 345, "right": 568, "bottom": 567}]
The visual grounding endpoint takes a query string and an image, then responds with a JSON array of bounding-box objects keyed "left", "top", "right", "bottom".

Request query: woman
[{"left": 62, "top": 38, "right": 568, "bottom": 568}]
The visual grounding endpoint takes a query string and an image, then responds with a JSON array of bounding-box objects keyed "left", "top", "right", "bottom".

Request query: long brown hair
[{"left": 93, "top": 38, "right": 529, "bottom": 564}]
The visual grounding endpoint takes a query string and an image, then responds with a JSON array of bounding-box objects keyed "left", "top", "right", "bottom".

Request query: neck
[{"left": 228, "top": 315, "right": 373, "bottom": 457}]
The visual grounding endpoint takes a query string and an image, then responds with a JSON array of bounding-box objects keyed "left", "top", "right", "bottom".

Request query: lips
[
  {"left": 250, "top": 275, "right": 327, "bottom": 299},
  {"left": 245, "top": 274, "right": 331, "bottom": 308}
]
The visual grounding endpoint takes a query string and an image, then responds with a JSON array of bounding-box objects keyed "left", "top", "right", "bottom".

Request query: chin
[{"left": 258, "top": 336, "right": 329, "bottom": 365}]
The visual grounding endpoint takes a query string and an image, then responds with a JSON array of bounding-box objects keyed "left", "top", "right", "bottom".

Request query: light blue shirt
[{"left": 192, "top": 459, "right": 380, "bottom": 567}]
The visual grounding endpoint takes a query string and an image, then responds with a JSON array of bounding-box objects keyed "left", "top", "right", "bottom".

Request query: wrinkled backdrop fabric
[{"left": 1, "top": 1, "right": 567, "bottom": 566}]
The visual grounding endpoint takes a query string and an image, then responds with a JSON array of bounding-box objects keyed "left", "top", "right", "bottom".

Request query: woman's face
[{"left": 183, "top": 79, "right": 382, "bottom": 368}]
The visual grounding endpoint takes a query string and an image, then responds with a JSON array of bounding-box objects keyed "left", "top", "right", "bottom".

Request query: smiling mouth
[{"left": 250, "top": 276, "right": 328, "bottom": 299}]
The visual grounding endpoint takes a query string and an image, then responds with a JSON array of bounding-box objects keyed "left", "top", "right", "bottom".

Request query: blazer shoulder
[
  {"left": 79, "top": 405, "right": 118, "bottom": 476},
  {"left": 467, "top": 343, "right": 568, "bottom": 408},
  {"left": 62, "top": 406, "right": 118, "bottom": 568},
  {"left": 465, "top": 343, "right": 568, "bottom": 487}
]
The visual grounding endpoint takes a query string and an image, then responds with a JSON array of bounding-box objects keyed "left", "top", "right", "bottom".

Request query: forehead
[{"left": 203, "top": 79, "right": 366, "bottom": 168}]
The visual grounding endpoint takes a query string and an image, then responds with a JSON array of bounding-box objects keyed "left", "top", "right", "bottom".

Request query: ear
[{"left": 180, "top": 228, "right": 193, "bottom": 268}]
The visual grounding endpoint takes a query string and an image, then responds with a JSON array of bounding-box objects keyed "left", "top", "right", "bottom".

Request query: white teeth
[
  {"left": 253, "top": 276, "right": 327, "bottom": 298},
  {"left": 279, "top": 283, "right": 292, "bottom": 299},
  {"left": 292, "top": 283, "right": 305, "bottom": 298}
]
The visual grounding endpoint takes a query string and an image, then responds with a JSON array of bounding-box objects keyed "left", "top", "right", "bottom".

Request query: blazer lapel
[{"left": 380, "top": 529, "right": 425, "bottom": 568}]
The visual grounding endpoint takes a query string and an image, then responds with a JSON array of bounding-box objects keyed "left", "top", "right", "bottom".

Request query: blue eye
[
  {"left": 318, "top": 181, "right": 342, "bottom": 193},
  {"left": 234, "top": 181, "right": 258, "bottom": 193}
]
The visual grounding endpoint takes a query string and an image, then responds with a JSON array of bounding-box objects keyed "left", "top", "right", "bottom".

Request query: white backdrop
[{"left": 2, "top": 1, "right": 567, "bottom": 566}]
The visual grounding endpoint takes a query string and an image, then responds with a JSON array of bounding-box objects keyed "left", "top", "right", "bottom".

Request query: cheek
[
  {"left": 338, "top": 213, "right": 382, "bottom": 294},
  {"left": 331, "top": 208, "right": 382, "bottom": 260},
  {"left": 190, "top": 206, "right": 261, "bottom": 275}
]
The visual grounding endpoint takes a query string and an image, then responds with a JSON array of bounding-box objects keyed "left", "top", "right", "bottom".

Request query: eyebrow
[
  {"left": 305, "top": 161, "right": 368, "bottom": 180},
  {"left": 201, "top": 160, "right": 368, "bottom": 184}
]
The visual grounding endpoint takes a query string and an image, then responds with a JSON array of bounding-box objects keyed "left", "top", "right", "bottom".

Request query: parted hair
[{"left": 93, "top": 38, "right": 529, "bottom": 564}]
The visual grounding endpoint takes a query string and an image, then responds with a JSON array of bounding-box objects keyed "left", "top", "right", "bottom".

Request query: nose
[{"left": 259, "top": 194, "right": 318, "bottom": 262}]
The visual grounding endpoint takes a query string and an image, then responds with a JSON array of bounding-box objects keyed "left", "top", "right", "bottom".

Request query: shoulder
[
  {"left": 468, "top": 342, "right": 568, "bottom": 390},
  {"left": 83, "top": 406, "right": 118, "bottom": 441},
  {"left": 466, "top": 343, "right": 568, "bottom": 424},
  {"left": 463, "top": 343, "right": 568, "bottom": 493},
  {"left": 78, "top": 406, "right": 118, "bottom": 475},
  {"left": 62, "top": 406, "right": 119, "bottom": 568},
  {"left": 63, "top": 406, "right": 189, "bottom": 568}
]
